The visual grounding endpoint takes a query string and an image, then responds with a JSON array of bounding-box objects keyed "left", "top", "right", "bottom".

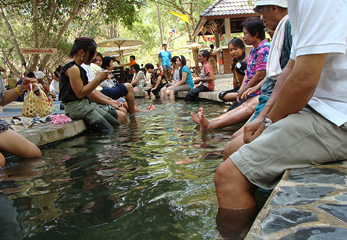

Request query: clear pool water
[{"left": 0, "top": 99, "right": 269, "bottom": 240}]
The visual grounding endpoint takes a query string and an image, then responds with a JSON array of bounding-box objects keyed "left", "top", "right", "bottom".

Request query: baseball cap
[
  {"left": 34, "top": 71, "right": 45, "bottom": 79},
  {"left": 254, "top": 0, "right": 287, "bottom": 8}
]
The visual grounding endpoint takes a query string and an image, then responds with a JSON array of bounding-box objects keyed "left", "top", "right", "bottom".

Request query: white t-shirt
[
  {"left": 173, "top": 68, "right": 180, "bottom": 82},
  {"left": 288, "top": 0, "right": 347, "bottom": 126},
  {"left": 81, "top": 63, "right": 113, "bottom": 89},
  {"left": 49, "top": 79, "right": 59, "bottom": 95}
]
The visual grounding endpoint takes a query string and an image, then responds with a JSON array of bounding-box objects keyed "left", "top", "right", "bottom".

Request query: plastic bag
[
  {"left": 36, "top": 85, "right": 52, "bottom": 117},
  {"left": 22, "top": 83, "right": 37, "bottom": 117}
]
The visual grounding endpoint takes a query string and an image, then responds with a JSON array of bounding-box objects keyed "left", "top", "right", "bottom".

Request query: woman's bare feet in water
[
  {"left": 191, "top": 107, "right": 211, "bottom": 131},
  {"left": 146, "top": 104, "right": 155, "bottom": 111}
]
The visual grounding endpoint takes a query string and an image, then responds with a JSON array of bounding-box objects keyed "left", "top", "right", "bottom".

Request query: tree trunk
[
  {"left": 1, "top": 8, "right": 25, "bottom": 75},
  {"left": 38, "top": 0, "right": 82, "bottom": 71},
  {"left": 156, "top": 3, "right": 164, "bottom": 46},
  {"left": 40, "top": 0, "right": 58, "bottom": 47},
  {"left": 26, "top": 0, "right": 40, "bottom": 74},
  {"left": 2, "top": 51, "right": 21, "bottom": 78}
]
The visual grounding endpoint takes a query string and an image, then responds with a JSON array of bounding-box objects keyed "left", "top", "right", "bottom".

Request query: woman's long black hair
[{"left": 178, "top": 55, "right": 187, "bottom": 80}]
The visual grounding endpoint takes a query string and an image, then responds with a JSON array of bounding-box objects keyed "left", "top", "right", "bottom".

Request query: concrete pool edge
[{"left": 17, "top": 119, "right": 87, "bottom": 147}]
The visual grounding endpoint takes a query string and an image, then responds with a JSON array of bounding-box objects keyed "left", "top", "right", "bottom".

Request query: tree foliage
[{"left": 0, "top": 0, "right": 145, "bottom": 77}]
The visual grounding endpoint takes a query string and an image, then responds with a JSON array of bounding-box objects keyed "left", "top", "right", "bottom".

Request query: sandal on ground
[
  {"left": 28, "top": 118, "right": 45, "bottom": 128},
  {"left": 10, "top": 117, "right": 23, "bottom": 125},
  {"left": 31, "top": 118, "right": 44, "bottom": 124}
]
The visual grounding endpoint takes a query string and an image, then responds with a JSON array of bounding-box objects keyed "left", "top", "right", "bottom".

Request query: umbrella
[
  {"left": 103, "top": 47, "right": 138, "bottom": 57},
  {"left": 97, "top": 37, "right": 143, "bottom": 63},
  {"left": 97, "top": 37, "right": 143, "bottom": 48}
]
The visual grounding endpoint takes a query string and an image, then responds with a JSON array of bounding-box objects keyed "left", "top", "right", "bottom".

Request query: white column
[{"left": 224, "top": 18, "right": 231, "bottom": 43}]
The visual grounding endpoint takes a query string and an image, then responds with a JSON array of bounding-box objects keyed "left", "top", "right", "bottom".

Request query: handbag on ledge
[{"left": 22, "top": 83, "right": 52, "bottom": 118}]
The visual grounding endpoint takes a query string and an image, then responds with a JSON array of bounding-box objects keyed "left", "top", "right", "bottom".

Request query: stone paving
[{"left": 246, "top": 161, "right": 347, "bottom": 239}]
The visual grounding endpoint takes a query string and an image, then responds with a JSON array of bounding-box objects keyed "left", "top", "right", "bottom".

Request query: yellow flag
[{"left": 168, "top": 11, "right": 189, "bottom": 23}]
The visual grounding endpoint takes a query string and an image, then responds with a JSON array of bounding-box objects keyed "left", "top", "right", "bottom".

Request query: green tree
[
  {"left": 147, "top": 0, "right": 213, "bottom": 73},
  {"left": 0, "top": 0, "right": 144, "bottom": 77}
]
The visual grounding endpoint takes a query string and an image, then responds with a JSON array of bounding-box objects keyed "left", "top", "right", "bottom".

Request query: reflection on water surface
[{"left": 0, "top": 99, "right": 269, "bottom": 239}]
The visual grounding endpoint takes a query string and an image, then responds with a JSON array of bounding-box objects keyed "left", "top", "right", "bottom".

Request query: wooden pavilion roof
[{"left": 193, "top": 0, "right": 260, "bottom": 36}]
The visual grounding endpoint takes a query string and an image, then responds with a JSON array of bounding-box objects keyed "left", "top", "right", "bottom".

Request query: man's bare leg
[
  {"left": 190, "top": 107, "right": 204, "bottom": 125},
  {"left": 192, "top": 97, "right": 259, "bottom": 131},
  {"left": 223, "top": 134, "right": 245, "bottom": 160},
  {"left": 214, "top": 159, "right": 258, "bottom": 238},
  {"left": 216, "top": 205, "right": 257, "bottom": 239},
  {"left": 223, "top": 92, "right": 238, "bottom": 102},
  {"left": 124, "top": 83, "right": 135, "bottom": 115},
  {"left": 215, "top": 159, "right": 258, "bottom": 208},
  {"left": 191, "top": 112, "right": 200, "bottom": 125}
]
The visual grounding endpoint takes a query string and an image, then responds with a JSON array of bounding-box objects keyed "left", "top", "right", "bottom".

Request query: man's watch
[{"left": 263, "top": 117, "right": 273, "bottom": 129}]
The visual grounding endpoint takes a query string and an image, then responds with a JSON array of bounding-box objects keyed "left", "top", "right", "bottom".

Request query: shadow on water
[{"left": 0, "top": 99, "right": 270, "bottom": 240}]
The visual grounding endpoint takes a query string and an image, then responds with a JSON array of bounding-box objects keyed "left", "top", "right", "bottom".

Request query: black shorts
[
  {"left": 101, "top": 83, "right": 128, "bottom": 100},
  {"left": 146, "top": 84, "right": 164, "bottom": 96}
]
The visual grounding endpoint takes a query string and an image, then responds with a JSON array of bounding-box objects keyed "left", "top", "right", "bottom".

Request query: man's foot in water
[
  {"left": 191, "top": 112, "right": 200, "bottom": 125},
  {"left": 197, "top": 107, "right": 211, "bottom": 131},
  {"left": 146, "top": 104, "right": 152, "bottom": 110}
]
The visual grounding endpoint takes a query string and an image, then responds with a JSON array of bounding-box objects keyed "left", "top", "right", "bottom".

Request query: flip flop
[
  {"left": 31, "top": 118, "right": 44, "bottom": 123},
  {"left": 10, "top": 117, "right": 23, "bottom": 125}
]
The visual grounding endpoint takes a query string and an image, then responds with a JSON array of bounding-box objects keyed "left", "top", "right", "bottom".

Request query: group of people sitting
[
  {"left": 209, "top": 0, "right": 347, "bottom": 238},
  {"left": 142, "top": 51, "right": 215, "bottom": 102},
  {"left": 2, "top": 3, "right": 347, "bottom": 240}
]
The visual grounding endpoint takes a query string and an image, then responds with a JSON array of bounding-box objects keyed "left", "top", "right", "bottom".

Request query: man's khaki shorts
[{"left": 230, "top": 107, "right": 347, "bottom": 190}]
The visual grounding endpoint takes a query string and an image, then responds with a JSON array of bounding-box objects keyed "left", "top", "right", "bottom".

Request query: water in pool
[{"left": 0, "top": 99, "right": 270, "bottom": 240}]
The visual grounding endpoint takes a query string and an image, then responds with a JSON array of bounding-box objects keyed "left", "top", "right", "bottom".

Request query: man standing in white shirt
[{"left": 214, "top": 0, "right": 347, "bottom": 237}]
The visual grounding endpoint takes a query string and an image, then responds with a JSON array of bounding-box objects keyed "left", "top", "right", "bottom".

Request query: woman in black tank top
[{"left": 59, "top": 37, "right": 120, "bottom": 131}]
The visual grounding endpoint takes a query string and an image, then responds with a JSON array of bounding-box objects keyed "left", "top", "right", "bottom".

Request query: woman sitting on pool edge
[
  {"left": 130, "top": 63, "right": 146, "bottom": 92},
  {"left": 144, "top": 63, "right": 167, "bottom": 100},
  {"left": 59, "top": 37, "right": 120, "bottom": 132},
  {"left": 218, "top": 38, "right": 248, "bottom": 107},
  {"left": 163, "top": 55, "right": 194, "bottom": 101}
]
